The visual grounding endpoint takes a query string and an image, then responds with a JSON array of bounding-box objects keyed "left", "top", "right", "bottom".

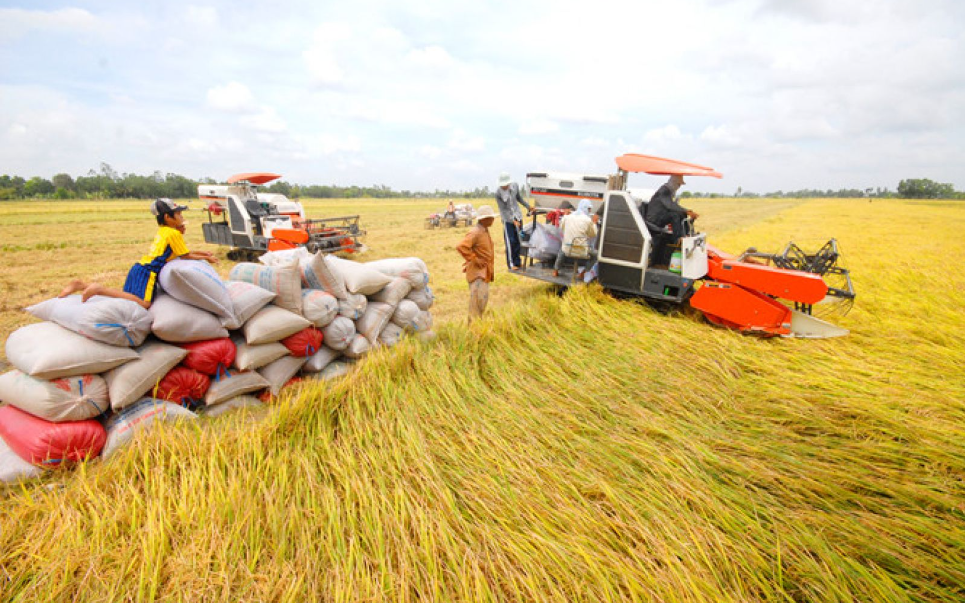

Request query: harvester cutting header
[
  {"left": 518, "top": 154, "right": 856, "bottom": 338},
  {"left": 199, "top": 173, "right": 364, "bottom": 262}
]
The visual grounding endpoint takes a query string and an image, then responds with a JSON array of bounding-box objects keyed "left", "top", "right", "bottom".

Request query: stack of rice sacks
[{"left": 0, "top": 253, "right": 434, "bottom": 483}]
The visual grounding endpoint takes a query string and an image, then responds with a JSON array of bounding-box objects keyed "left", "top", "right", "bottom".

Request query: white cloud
[
  {"left": 643, "top": 125, "right": 689, "bottom": 145},
  {"left": 448, "top": 130, "right": 485, "bottom": 152},
  {"left": 407, "top": 45, "right": 456, "bottom": 70},
  {"left": 185, "top": 6, "right": 217, "bottom": 27},
  {"left": 315, "top": 134, "right": 362, "bottom": 155},
  {"left": 303, "top": 23, "right": 353, "bottom": 87},
  {"left": 519, "top": 120, "right": 559, "bottom": 135},
  {"left": 419, "top": 145, "right": 442, "bottom": 159},
  {"left": 240, "top": 107, "right": 287, "bottom": 133},
  {"left": 700, "top": 125, "right": 742, "bottom": 148},
  {"left": 206, "top": 82, "right": 256, "bottom": 113},
  {"left": 0, "top": 7, "right": 98, "bottom": 39}
]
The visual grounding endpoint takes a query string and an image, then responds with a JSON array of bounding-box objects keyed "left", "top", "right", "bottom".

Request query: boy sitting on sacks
[{"left": 59, "top": 198, "right": 218, "bottom": 309}]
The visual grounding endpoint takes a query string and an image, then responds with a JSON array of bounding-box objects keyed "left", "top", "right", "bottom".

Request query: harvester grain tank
[
  {"left": 199, "top": 172, "right": 365, "bottom": 261},
  {"left": 517, "top": 154, "right": 856, "bottom": 338}
]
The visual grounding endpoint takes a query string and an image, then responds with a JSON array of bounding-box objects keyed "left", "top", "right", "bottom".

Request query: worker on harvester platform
[
  {"left": 58, "top": 198, "right": 218, "bottom": 309},
  {"left": 644, "top": 174, "right": 698, "bottom": 266}
]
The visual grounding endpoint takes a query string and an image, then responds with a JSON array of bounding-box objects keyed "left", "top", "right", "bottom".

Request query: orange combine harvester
[
  {"left": 199, "top": 173, "right": 364, "bottom": 261},
  {"left": 518, "top": 154, "right": 856, "bottom": 338}
]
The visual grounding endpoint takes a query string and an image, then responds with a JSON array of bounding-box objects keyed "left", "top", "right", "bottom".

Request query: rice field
[{"left": 0, "top": 196, "right": 963, "bottom": 602}]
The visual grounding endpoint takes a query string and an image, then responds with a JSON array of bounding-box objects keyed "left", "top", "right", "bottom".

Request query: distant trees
[{"left": 896, "top": 178, "right": 956, "bottom": 199}]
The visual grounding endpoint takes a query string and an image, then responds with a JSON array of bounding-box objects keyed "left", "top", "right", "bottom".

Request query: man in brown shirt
[{"left": 456, "top": 205, "right": 496, "bottom": 322}]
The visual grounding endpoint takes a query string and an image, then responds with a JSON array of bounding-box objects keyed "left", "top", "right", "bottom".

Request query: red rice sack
[
  {"left": 26, "top": 294, "right": 153, "bottom": 347},
  {"left": 158, "top": 259, "right": 233, "bottom": 318},
  {"left": 0, "top": 437, "right": 42, "bottom": 483},
  {"left": 150, "top": 295, "right": 230, "bottom": 342},
  {"left": 301, "top": 289, "right": 338, "bottom": 327},
  {"left": 365, "top": 257, "right": 429, "bottom": 289},
  {"left": 221, "top": 281, "right": 276, "bottom": 330},
  {"left": 180, "top": 338, "right": 236, "bottom": 376},
  {"left": 229, "top": 261, "right": 302, "bottom": 315},
  {"left": 337, "top": 293, "right": 367, "bottom": 321},
  {"left": 326, "top": 256, "right": 392, "bottom": 295},
  {"left": 321, "top": 317, "right": 356, "bottom": 351},
  {"left": 303, "top": 346, "right": 340, "bottom": 373},
  {"left": 105, "top": 342, "right": 188, "bottom": 411},
  {"left": 102, "top": 398, "right": 196, "bottom": 459},
  {"left": 153, "top": 366, "right": 210, "bottom": 407},
  {"left": 0, "top": 405, "right": 106, "bottom": 466},
  {"left": 281, "top": 327, "right": 323, "bottom": 358},
  {"left": 232, "top": 336, "right": 289, "bottom": 371},
  {"left": 5, "top": 322, "right": 139, "bottom": 380},
  {"left": 369, "top": 277, "right": 412, "bottom": 306},
  {"left": 0, "top": 371, "right": 109, "bottom": 422},
  {"left": 301, "top": 251, "right": 348, "bottom": 299}
]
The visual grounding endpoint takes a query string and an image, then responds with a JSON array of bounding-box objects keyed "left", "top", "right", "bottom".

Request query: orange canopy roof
[
  {"left": 615, "top": 154, "right": 722, "bottom": 178},
  {"left": 226, "top": 172, "right": 282, "bottom": 185}
]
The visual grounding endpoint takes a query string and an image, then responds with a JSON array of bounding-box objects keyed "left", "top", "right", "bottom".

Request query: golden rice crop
[{"left": 0, "top": 197, "right": 963, "bottom": 602}]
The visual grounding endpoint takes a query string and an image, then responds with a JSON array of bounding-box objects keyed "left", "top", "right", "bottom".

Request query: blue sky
[{"left": 1, "top": 0, "right": 963, "bottom": 194}]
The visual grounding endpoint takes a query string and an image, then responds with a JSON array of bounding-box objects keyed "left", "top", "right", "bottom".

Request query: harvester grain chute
[
  {"left": 517, "top": 154, "right": 856, "bottom": 338},
  {"left": 199, "top": 173, "right": 365, "bottom": 262}
]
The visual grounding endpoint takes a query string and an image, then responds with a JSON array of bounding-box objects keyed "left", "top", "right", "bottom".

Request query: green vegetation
[{"left": 0, "top": 197, "right": 963, "bottom": 601}]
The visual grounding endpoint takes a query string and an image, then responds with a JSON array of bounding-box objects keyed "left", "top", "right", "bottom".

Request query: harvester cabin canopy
[
  {"left": 226, "top": 172, "right": 282, "bottom": 185},
  {"left": 615, "top": 154, "right": 723, "bottom": 179}
]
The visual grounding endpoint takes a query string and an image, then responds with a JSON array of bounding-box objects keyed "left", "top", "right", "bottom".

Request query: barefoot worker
[
  {"left": 456, "top": 205, "right": 496, "bottom": 322},
  {"left": 494, "top": 172, "right": 533, "bottom": 271},
  {"left": 59, "top": 198, "right": 218, "bottom": 309}
]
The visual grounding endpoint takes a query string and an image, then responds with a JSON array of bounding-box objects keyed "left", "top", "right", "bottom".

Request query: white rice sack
[
  {"left": 418, "top": 330, "right": 437, "bottom": 342},
  {"left": 337, "top": 293, "right": 367, "bottom": 321},
  {"left": 391, "top": 300, "right": 422, "bottom": 331},
  {"left": 221, "top": 281, "right": 276, "bottom": 330},
  {"left": 368, "top": 277, "right": 413, "bottom": 307},
  {"left": 365, "top": 257, "right": 429, "bottom": 289},
  {"left": 342, "top": 334, "right": 372, "bottom": 359},
  {"left": 303, "top": 346, "right": 340, "bottom": 373},
  {"left": 230, "top": 261, "right": 303, "bottom": 315},
  {"left": 316, "top": 360, "right": 352, "bottom": 381},
  {"left": 257, "top": 356, "right": 308, "bottom": 395},
  {"left": 301, "top": 290, "right": 338, "bottom": 327},
  {"left": 243, "top": 306, "right": 311, "bottom": 345},
  {"left": 0, "top": 371, "right": 109, "bottom": 422},
  {"left": 414, "top": 311, "right": 434, "bottom": 333},
  {"left": 0, "top": 437, "right": 42, "bottom": 484},
  {"left": 149, "top": 295, "right": 229, "bottom": 342},
  {"left": 378, "top": 323, "right": 404, "bottom": 347},
  {"left": 6, "top": 322, "right": 138, "bottom": 380},
  {"left": 158, "top": 259, "right": 233, "bottom": 318},
  {"left": 105, "top": 342, "right": 188, "bottom": 411},
  {"left": 202, "top": 395, "right": 263, "bottom": 417},
  {"left": 26, "top": 295, "right": 152, "bottom": 347},
  {"left": 102, "top": 398, "right": 196, "bottom": 459},
  {"left": 321, "top": 317, "right": 356, "bottom": 351},
  {"left": 205, "top": 371, "right": 270, "bottom": 406},
  {"left": 406, "top": 286, "right": 435, "bottom": 311},
  {"left": 300, "top": 252, "right": 349, "bottom": 299},
  {"left": 259, "top": 247, "right": 311, "bottom": 268},
  {"left": 232, "top": 336, "right": 288, "bottom": 371},
  {"left": 326, "top": 256, "right": 392, "bottom": 295},
  {"left": 356, "top": 302, "right": 395, "bottom": 344}
]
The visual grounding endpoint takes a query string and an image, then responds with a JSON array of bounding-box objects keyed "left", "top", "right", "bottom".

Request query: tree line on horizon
[{"left": 0, "top": 163, "right": 961, "bottom": 201}]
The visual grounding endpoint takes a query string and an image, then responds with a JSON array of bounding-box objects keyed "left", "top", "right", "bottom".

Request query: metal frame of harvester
[
  {"left": 199, "top": 172, "right": 365, "bottom": 262},
  {"left": 517, "top": 154, "right": 856, "bottom": 338}
]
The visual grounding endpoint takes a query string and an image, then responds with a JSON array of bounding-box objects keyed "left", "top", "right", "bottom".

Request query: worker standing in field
[
  {"left": 456, "top": 205, "right": 496, "bottom": 322},
  {"left": 495, "top": 172, "right": 532, "bottom": 271}
]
